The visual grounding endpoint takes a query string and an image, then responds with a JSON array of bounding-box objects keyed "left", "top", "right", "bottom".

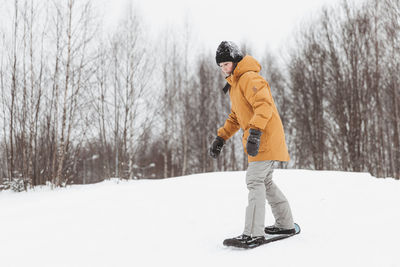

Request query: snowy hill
[{"left": 1, "top": 170, "right": 399, "bottom": 267}]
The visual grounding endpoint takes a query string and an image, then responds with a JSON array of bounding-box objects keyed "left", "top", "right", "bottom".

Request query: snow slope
[{"left": 0, "top": 170, "right": 399, "bottom": 267}]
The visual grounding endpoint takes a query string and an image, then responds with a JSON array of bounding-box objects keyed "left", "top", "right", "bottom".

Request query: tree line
[
  {"left": 287, "top": 0, "right": 399, "bottom": 179},
  {"left": 0, "top": 0, "right": 398, "bottom": 191}
]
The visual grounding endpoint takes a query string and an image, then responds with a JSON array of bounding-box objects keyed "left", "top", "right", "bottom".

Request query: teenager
[{"left": 210, "top": 41, "right": 295, "bottom": 247}]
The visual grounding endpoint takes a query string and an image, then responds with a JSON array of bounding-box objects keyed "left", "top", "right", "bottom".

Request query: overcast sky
[{"left": 99, "top": 0, "right": 363, "bottom": 57}]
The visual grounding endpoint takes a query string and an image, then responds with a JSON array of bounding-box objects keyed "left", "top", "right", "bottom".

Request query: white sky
[{"left": 98, "top": 0, "right": 364, "bottom": 58}]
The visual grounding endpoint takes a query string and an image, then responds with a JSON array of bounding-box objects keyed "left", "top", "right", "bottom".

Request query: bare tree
[
  {"left": 52, "top": 0, "right": 96, "bottom": 186},
  {"left": 287, "top": 27, "right": 327, "bottom": 170},
  {"left": 157, "top": 27, "right": 181, "bottom": 178},
  {"left": 382, "top": 0, "right": 400, "bottom": 178},
  {"left": 285, "top": 0, "right": 399, "bottom": 178},
  {"left": 108, "top": 5, "right": 154, "bottom": 179},
  {"left": 9, "top": 0, "right": 19, "bottom": 181}
]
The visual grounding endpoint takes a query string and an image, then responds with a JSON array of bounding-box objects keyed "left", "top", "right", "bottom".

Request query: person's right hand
[{"left": 209, "top": 136, "right": 225, "bottom": 159}]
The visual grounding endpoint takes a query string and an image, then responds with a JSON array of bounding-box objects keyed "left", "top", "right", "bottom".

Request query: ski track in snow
[{"left": 0, "top": 170, "right": 399, "bottom": 267}]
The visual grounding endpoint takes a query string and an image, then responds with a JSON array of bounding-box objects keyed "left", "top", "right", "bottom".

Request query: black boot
[
  {"left": 223, "top": 234, "right": 266, "bottom": 248},
  {"left": 264, "top": 225, "right": 296, "bottom": 235}
]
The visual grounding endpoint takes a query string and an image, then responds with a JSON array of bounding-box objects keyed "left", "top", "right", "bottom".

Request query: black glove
[
  {"left": 209, "top": 136, "right": 225, "bottom": 159},
  {"left": 246, "top": 129, "right": 262, "bottom": 157}
]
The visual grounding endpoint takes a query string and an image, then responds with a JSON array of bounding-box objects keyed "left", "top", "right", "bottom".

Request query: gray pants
[{"left": 243, "top": 161, "right": 294, "bottom": 236}]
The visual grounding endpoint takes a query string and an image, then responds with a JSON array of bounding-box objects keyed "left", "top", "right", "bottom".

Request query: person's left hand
[{"left": 246, "top": 129, "right": 262, "bottom": 156}]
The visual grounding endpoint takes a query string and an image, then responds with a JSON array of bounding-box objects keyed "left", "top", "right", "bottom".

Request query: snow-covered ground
[{"left": 1, "top": 170, "right": 399, "bottom": 267}]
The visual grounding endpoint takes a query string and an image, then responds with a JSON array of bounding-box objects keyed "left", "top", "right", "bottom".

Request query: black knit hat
[{"left": 215, "top": 41, "right": 244, "bottom": 65}]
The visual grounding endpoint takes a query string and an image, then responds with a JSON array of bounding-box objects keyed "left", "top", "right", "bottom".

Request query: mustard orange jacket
[{"left": 217, "top": 55, "right": 290, "bottom": 162}]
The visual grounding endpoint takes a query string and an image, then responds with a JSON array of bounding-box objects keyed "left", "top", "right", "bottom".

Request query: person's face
[{"left": 219, "top": 62, "right": 234, "bottom": 76}]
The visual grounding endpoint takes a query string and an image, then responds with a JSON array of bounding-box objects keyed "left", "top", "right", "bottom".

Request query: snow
[{"left": 0, "top": 170, "right": 399, "bottom": 267}]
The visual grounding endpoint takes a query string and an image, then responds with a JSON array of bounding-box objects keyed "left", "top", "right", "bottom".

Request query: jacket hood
[
  {"left": 230, "top": 55, "right": 261, "bottom": 83},
  {"left": 222, "top": 55, "right": 262, "bottom": 94}
]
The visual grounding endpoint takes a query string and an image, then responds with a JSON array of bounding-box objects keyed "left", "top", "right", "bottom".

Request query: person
[{"left": 209, "top": 41, "right": 295, "bottom": 247}]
